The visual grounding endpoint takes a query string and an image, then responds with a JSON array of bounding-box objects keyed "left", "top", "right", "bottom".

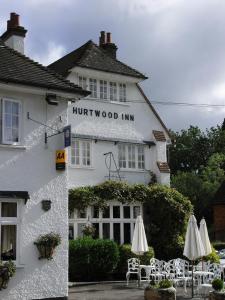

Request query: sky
[{"left": 1, "top": 0, "right": 225, "bottom": 131}]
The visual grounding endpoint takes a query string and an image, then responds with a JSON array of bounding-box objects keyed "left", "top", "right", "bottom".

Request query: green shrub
[
  {"left": 212, "top": 241, "right": 225, "bottom": 251},
  {"left": 69, "top": 237, "right": 119, "bottom": 281},
  {"left": 212, "top": 278, "right": 224, "bottom": 291},
  {"left": 203, "top": 246, "right": 220, "bottom": 263},
  {"left": 158, "top": 279, "right": 173, "bottom": 289},
  {"left": 113, "top": 244, "right": 154, "bottom": 279}
]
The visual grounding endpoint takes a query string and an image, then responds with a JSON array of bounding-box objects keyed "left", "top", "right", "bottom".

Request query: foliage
[
  {"left": 172, "top": 153, "right": 225, "bottom": 224},
  {"left": 35, "top": 232, "right": 61, "bottom": 247},
  {"left": 203, "top": 246, "right": 220, "bottom": 263},
  {"left": 158, "top": 279, "right": 173, "bottom": 289},
  {"left": 0, "top": 260, "right": 16, "bottom": 277},
  {"left": 212, "top": 278, "right": 224, "bottom": 291},
  {"left": 82, "top": 224, "right": 96, "bottom": 237},
  {"left": 69, "top": 237, "right": 119, "bottom": 281},
  {"left": 113, "top": 244, "right": 154, "bottom": 279},
  {"left": 212, "top": 241, "right": 225, "bottom": 251},
  {"left": 70, "top": 181, "right": 192, "bottom": 260},
  {"left": 144, "top": 184, "right": 192, "bottom": 260}
]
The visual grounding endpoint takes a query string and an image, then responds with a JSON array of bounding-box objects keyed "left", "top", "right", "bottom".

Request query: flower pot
[
  {"left": 209, "top": 291, "right": 225, "bottom": 300},
  {"left": 145, "top": 287, "right": 176, "bottom": 300},
  {"left": 0, "top": 266, "right": 10, "bottom": 290},
  {"left": 35, "top": 243, "right": 56, "bottom": 260}
]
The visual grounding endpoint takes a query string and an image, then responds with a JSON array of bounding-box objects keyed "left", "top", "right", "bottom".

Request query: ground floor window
[
  {"left": 69, "top": 201, "right": 142, "bottom": 244},
  {"left": 0, "top": 200, "right": 21, "bottom": 261}
]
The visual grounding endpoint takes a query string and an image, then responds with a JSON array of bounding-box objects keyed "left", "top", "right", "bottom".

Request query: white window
[
  {"left": 118, "top": 144, "right": 126, "bottom": 168},
  {"left": 118, "top": 144, "right": 145, "bottom": 170},
  {"left": 138, "top": 146, "right": 145, "bottom": 169},
  {"left": 78, "top": 76, "right": 87, "bottom": 90},
  {"left": 109, "top": 82, "right": 117, "bottom": 101},
  {"left": 100, "top": 80, "right": 108, "bottom": 100},
  {"left": 0, "top": 200, "right": 21, "bottom": 263},
  {"left": 2, "top": 99, "right": 21, "bottom": 145},
  {"left": 128, "top": 145, "right": 136, "bottom": 169},
  {"left": 70, "top": 203, "right": 142, "bottom": 244},
  {"left": 89, "top": 78, "right": 97, "bottom": 98},
  {"left": 119, "top": 84, "right": 126, "bottom": 102},
  {"left": 71, "top": 140, "right": 91, "bottom": 167}
]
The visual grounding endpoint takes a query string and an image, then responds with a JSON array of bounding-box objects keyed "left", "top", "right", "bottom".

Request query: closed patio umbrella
[
  {"left": 131, "top": 215, "right": 148, "bottom": 285},
  {"left": 183, "top": 215, "right": 205, "bottom": 298},
  {"left": 199, "top": 218, "right": 212, "bottom": 257}
]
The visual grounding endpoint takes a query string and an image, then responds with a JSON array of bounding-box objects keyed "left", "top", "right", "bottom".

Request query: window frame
[
  {"left": 2, "top": 98, "right": 22, "bottom": 145},
  {"left": 0, "top": 199, "right": 23, "bottom": 265},
  {"left": 70, "top": 139, "right": 92, "bottom": 168},
  {"left": 118, "top": 144, "right": 145, "bottom": 170},
  {"left": 119, "top": 83, "right": 126, "bottom": 102},
  {"left": 100, "top": 80, "right": 108, "bottom": 100},
  {"left": 109, "top": 82, "right": 117, "bottom": 101},
  {"left": 69, "top": 202, "right": 143, "bottom": 244},
  {"left": 89, "top": 78, "right": 97, "bottom": 98}
]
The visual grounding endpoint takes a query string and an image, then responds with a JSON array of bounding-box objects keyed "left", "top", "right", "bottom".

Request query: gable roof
[
  {"left": 49, "top": 40, "right": 147, "bottom": 79},
  {"left": 213, "top": 181, "right": 225, "bottom": 205},
  {"left": 0, "top": 39, "right": 89, "bottom": 96}
]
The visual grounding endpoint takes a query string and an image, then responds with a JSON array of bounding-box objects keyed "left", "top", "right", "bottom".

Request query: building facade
[
  {"left": 50, "top": 31, "right": 171, "bottom": 244},
  {"left": 213, "top": 181, "right": 225, "bottom": 241},
  {"left": 0, "top": 13, "right": 88, "bottom": 300}
]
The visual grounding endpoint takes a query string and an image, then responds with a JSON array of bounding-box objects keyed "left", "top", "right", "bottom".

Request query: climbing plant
[{"left": 69, "top": 181, "right": 192, "bottom": 260}]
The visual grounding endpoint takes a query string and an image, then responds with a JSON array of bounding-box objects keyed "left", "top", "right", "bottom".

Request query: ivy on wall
[{"left": 69, "top": 180, "right": 193, "bottom": 259}]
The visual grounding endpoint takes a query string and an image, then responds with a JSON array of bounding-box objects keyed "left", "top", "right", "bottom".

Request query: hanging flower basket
[
  {"left": 34, "top": 232, "right": 61, "bottom": 260},
  {"left": 0, "top": 260, "right": 16, "bottom": 290}
]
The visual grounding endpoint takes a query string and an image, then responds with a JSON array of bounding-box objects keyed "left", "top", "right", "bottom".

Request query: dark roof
[
  {"left": 153, "top": 130, "right": 166, "bottom": 142},
  {"left": 49, "top": 40, "right": 147, "bottom": 79},
  {"left": 213, "top": 181, "right": 225, "bottom": 205},
  {"left": 0, "top": 39, "right": 89, "bottom": 96}
]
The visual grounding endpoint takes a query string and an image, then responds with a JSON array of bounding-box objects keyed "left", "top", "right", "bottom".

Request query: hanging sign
[
  {"left": 56, "top": 150, "right": 66, "bottom": 170},
  {"left": 63, "top": 125, "right": 71, "bottom": 148}
]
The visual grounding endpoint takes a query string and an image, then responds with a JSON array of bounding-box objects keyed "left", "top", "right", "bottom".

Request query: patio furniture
[{"left": 126, "top": 258, "right": 140, "bottom": 286}]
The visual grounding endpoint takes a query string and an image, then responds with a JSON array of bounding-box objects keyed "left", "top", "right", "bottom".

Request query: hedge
[{"left": 69, "top": 237, "right": 119, "bottom": 281}]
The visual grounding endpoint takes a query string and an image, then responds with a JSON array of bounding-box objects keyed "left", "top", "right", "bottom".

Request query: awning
[{"left": 0, "top": 191, "right": 30, "bottom": 204}]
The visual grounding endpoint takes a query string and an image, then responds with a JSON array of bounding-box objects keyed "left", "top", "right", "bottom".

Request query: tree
[
  {"left": 169, "top": 126, "right": 212, "bottom": 175},
  {"left": 171, "top": 153, "right": 225, "bottom": 225}
]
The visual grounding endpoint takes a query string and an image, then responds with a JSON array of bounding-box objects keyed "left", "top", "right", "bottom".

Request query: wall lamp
[{"left": 46, "top": 93, "right": 58, "bottom": 105}]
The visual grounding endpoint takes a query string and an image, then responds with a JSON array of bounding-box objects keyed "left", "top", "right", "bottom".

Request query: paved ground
[{"left": 68, "top": 282, "right": 202, "bottom": 300}]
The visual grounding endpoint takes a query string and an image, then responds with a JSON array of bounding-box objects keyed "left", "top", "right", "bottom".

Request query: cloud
[{"left": 30, "top": 41, "right": 66, "bottom": 66}]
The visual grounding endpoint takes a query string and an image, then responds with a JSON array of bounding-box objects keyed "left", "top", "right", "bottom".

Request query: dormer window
[
  {"left": 78, "top": 76, "right": 87, "bottom": 90},
  {"left": 119, "top": 83, "right": 126, "bottom": 102},
  {"left": 1, "top": 98, "right": 21, "bottom": 145},
  {"left": 100, "top": 80, "right": 107, "bottom": 100},
  {"left": 110, "top": 82, "right": 117, "bottom": 101},
  {"left": 89, "top": 78, "right": 97, "bottom": 98}
]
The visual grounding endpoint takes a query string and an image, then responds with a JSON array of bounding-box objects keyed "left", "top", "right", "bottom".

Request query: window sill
[
  {"left": 0, "top": 144, "right": 26, "bottom": 150},
  {"left": 69, "top": 165, "right": 95, "bottom": 170},
  {"left": 117, "top": 169, "right": 147, "bottom": 173},
  {"left": 16, "top": 264, "right": 25, "bottom": 269}
]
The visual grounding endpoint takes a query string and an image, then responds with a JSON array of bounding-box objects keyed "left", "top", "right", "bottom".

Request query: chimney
[
  {"left": 99, "top": 31, "right": 118, "bottom": 59},
  {"left": 1, "top": 13, "right": 27, "bottom": 54}
]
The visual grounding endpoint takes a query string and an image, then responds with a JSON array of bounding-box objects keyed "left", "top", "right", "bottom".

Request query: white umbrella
[
  {"left": 199, "top": 218, "right": 212, "bottom": 257},
  {"left": 131, "top": 215, "right": 148, "bottom": 255},
  {"left": 183, "top": 215, "right": 205, "bottom": 297},
  {"left": 131, "top": 215, "right": 148, "bottom": 286}
]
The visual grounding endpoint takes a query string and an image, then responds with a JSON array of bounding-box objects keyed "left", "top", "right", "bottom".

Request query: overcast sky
[{"left": 1, "top": 0, "right": 225, "bottom": 131}]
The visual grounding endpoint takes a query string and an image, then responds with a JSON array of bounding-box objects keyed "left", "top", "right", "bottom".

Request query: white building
[
  {"left": 50, "top": 31, "right": 171, "bottom": 244},
  {"left": 0, "top": 13, "right": 88, "bottom": 300}
]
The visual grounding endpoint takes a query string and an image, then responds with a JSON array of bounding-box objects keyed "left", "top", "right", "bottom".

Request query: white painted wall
[
  {"left": 0, "top": 87, "right": 68, "bottom": 300},
  {"left": 4, "top": 35, "right": 25, "bottom": 54},
  {"left": 67, "top": 67, "right": 170, "bottom": 187}
]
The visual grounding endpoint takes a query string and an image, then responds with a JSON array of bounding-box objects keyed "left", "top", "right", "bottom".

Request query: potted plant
[
  {"left": 209, "top": 279, "right": 225, "bottom": 300},
  {"left": 145, "top": 279, "right": 176, "bottom": 300},
  {"left": 34, "top": 232, "right": 61, "bottom": 260},
  {"left": 82, "top": 224, "right": 96, "bottom": 238},
  {"left": 0, "top": 260, "right": 16, "bottom": 290}
]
